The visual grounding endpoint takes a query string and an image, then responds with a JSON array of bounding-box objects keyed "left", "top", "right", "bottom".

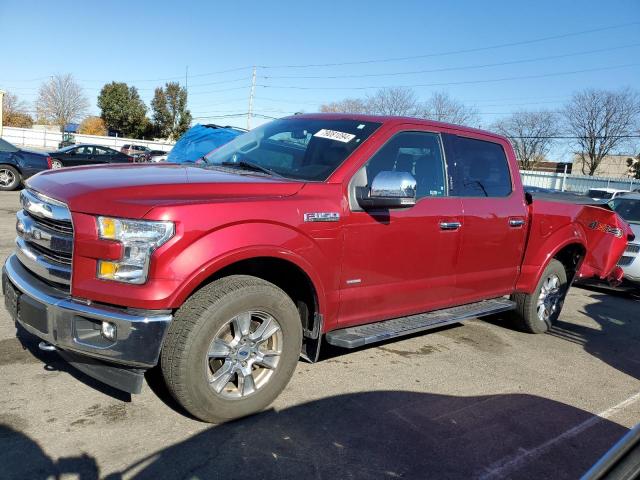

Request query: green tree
[
  {"left": 151, "top": 82, "right": 192, "bottom": 140},
  {"left": 628, "top": 155, "right": 640, "bottom": 179},
  {"left": 97, "top": 82, "right": 148, "bottom": 138}
]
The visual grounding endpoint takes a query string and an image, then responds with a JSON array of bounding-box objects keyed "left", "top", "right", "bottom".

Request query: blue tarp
[{"left": 166, "top": 124, "right": 243, "bottom": 164}]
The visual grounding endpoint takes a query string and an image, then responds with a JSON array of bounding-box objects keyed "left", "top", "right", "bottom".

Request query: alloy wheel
[
  {"left": 206, "top": 311, "right": 283, "bottom": 399},
  {"left": 0, "top": 169, "right": 16, "bottom": 187},
  {"left": 537, "top": 273, "right": 562, "bottom": 322}
]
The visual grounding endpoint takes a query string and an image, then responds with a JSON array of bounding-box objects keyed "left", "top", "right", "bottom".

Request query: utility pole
[
  {"left": 247, "top": 66, "right": 256, "bottom": 130},
  {"left": 0, "top": 90, "right": 4, "bottom": 138}
]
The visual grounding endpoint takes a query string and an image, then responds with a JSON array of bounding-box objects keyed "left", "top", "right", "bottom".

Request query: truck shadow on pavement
[
  {"left": 549, "top": 287, "right": 640, "bottom": 380},
  {"left": 0, "top": 391, "right": 628, "bottom": 480}
]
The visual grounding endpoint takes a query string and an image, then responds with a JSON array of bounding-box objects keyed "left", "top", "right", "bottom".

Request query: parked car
[
  {"left": 3, "top": 114, "right": 632, "bottom": 423},
  {"left": 0, "top": 138, "right": 51, "bottom": 190},
  {"left": 586, "top": 188, "right": 630, "bottom": 200},
  {"left": 50, "top": 144, "right": 134, "bottom": 168},
  {"left": 120, "top": 144, "right": 152, "bottom": 159},
  {"left": 147, "top": 150, "right": 169, "bottom": 162},
  {"left": 608, "top": 193, "right": 640, "bottom": 287},
  {"left": 165, "top": 124, "right": 245, "bottom": 164}
]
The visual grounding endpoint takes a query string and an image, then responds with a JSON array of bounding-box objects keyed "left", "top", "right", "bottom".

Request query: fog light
[{"left": 101, "top": 321, "right": 117, "bottom": 340}]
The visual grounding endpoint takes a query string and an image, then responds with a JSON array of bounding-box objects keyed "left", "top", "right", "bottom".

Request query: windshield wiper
[{"left": 220, "top": 160, "right": 283, "bottom": 178}]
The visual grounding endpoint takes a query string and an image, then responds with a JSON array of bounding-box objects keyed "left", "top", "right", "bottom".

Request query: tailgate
[{"left": 576, "top": 206, "right": 635, "bottom": 280}]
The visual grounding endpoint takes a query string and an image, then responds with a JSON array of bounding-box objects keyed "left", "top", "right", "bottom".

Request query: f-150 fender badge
[
  {"left": 588, "top": 220, "right": 623, "bottom": 238},
  {"left": 304, "top": 212, "right": 340, "bottom": 222}
]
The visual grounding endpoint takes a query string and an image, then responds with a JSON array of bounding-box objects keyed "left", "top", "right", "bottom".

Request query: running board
[{"left": 325, "top": 298, "right": 515, "bottom": 348}]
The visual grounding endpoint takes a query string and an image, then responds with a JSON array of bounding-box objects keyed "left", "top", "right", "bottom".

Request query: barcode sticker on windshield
[{"left": 314, "top": 129, "right": 356, "bottom": 143}]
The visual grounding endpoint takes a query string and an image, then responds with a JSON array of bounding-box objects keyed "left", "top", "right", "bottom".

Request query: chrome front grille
[{"left": 15, "top": 189, "right": 73, "bottom": 290}]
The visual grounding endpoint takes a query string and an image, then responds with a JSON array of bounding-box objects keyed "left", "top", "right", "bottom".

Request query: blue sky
[{"left": 1, "top": 0, "right": 639, "bottom": 158}]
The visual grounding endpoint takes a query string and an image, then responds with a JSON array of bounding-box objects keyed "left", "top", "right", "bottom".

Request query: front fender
[{"left": 161, "top": 222, "right": 331, "bottom": 314}]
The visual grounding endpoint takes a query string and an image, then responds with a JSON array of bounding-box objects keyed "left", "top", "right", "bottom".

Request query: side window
[
  {"left": 94, "top": 147, "right": 108, "bottom": 155},
  {"left": 365, "top": 131, "right": 446, "bottom": 199},
  {"left": 447, "top": 136, "right": 512, "bottom": 197}
]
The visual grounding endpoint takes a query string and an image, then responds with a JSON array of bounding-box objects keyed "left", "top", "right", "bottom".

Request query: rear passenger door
[
  {"left": 93, "top": 146, "right": 112, "bottom": 164},
  {"left": 443, "top": 134, "right": 528, "bottom": 304}
]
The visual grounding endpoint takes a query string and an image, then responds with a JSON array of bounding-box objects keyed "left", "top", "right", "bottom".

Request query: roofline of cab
[{"left": 280, "top": 112, "right": 510, "bottom": 145}]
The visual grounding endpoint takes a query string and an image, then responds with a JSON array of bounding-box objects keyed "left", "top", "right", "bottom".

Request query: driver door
[{"left": 339, "top": 127, "right": 463, "bottom": 328}]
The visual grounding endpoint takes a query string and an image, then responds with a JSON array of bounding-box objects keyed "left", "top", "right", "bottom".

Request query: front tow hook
[{"left": 38, "top": 341, "right": 57, "bottom": 352}]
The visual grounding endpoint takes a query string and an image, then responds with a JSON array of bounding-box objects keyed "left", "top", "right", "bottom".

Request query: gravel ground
[{"left": 0, "top": 189, "right": 638, "bottom": 479}]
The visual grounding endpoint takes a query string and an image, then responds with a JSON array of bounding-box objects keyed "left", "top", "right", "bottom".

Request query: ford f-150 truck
[{"left": 2, "top": 114, "right": 633, "bottom": 423}]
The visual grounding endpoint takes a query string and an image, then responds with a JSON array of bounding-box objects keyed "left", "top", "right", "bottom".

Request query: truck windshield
[
  {"left": 610, "top": 197, "right": 640, "bottom": 224},
  {"left": 202, "top": 118, "right": 381, "bottom": 181}
]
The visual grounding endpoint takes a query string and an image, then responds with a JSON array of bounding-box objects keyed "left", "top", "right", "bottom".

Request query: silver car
[{"left": 610, "top": 193, "right": 640, "bottom": 286}]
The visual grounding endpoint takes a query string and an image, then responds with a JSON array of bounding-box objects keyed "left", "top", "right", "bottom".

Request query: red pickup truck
[{"left": 3, "top": 114, "right": 632, "bottom": 422}]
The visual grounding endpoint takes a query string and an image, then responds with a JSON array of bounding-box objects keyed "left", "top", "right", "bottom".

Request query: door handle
[
  {"left": 509, "top": 218, "right": 525, "bottom": 227},
  {"left": 439, "top": 221, "right": 462, "bottom": 231}
]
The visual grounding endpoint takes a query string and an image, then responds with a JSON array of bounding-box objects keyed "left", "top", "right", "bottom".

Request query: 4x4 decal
[{"left": 588, "top": 220, "right": 623, "bottom": 238}]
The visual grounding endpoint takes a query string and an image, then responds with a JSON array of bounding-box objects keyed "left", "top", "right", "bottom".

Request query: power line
[
  {"left": 258, "top": 21, "right": 640, "bottom": 69},
  {"left": 261, "top": 43, "right": 640, "bottom": 80},
  {"left": 256, "top": 63, "right": 640, "bottom": 90}
]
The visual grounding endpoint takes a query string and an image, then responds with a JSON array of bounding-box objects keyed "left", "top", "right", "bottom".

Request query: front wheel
[
  {"left": 51, "top": 159, "right": 63, "bottom": 169},
  {"left": 510, "top": 259, "right": 568, "bottom": 333},
  {"left": 161, "top": 275, "right": 302, "bottom": 423}
]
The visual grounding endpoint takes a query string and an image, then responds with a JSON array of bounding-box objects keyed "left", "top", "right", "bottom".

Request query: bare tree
[
  {"left": 35, "top": 74, "right": 89, "bottom": 130},
  {"left": 2, "top": 92, "right": 33, "bottom": 127},
  {"left": 319, "top": 88, "right": 419, "bottom": 115},
  {"left": 320, "top": 98, "right": 369, "bottom": 114},
  {"left": 421, "top": 91, "right": 479, "bottom": 127},
  {"left": 2, "top": 92, "right": 27, "bottom": 118},
  {"left": 563, "top": 88, "right": 640, "bottom": 175},
  {"left": 365, "top": 87, "right": 420, "bottom": 116},
  {"left": 492, "top": 110, "right": 559, "bottom": 170}
]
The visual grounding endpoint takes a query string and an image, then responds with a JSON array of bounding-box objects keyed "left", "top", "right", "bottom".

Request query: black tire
[
  {"left": 510, "top": 259, "right": 568, "bottom": 333},
  {"left": 0, "top": 165, "right": 21, "bottom": 191},
  {"left": 161, "top": 275, "right": 302, "bottom": 423}
]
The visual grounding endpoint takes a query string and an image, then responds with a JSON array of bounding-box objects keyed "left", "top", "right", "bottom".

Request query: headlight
[{"left": 96, "top": 217, "right": 174, "bottom": 284}]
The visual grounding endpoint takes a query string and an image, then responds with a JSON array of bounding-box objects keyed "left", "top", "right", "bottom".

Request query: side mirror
[{"left": 357, "top": 171, "right": 417, "bottom": 209}]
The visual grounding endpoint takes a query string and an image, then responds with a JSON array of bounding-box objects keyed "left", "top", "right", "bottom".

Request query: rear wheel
[
  {"left": 510, "top": 259, "right": 568, "bottom": 333},
  {"left": 161, "top": 275, "right": 302, "bottom": 423},
  {"left": 0, "top": 166, "right": 21, "bottom": 191}
]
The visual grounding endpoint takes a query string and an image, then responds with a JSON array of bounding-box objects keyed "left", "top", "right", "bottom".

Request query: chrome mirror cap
[
  {"left": 370, "top": 171, "right": 417, "bottom": 200},
  {"left": 357, "top": 171, "right": 417, "bottom": 209}
]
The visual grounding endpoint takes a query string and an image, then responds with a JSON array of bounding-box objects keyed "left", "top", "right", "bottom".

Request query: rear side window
[{"left": 445, "top": 135, "right": 512, "bottom": 197}]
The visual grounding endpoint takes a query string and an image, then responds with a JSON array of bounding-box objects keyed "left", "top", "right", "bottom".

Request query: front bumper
[{"left": 2, "top": 254, "right": 172, "bottom": 393}]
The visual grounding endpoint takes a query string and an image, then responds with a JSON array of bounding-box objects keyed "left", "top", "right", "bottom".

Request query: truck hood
[{"left": 26, "top": 163, "right": 305, "bottom": 218}]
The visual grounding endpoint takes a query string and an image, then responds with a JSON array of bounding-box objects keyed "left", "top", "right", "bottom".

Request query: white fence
[
  {"left": 0, "top": 126, "right": 174, "bottom": 152},
  {"left": 521, "top": 168, "right": 639, "bottom": 193}
]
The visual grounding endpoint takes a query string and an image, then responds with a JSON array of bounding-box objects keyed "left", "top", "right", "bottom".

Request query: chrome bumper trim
[{"left": 3, "top": 254, "right": 172, "bottom": 368}]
